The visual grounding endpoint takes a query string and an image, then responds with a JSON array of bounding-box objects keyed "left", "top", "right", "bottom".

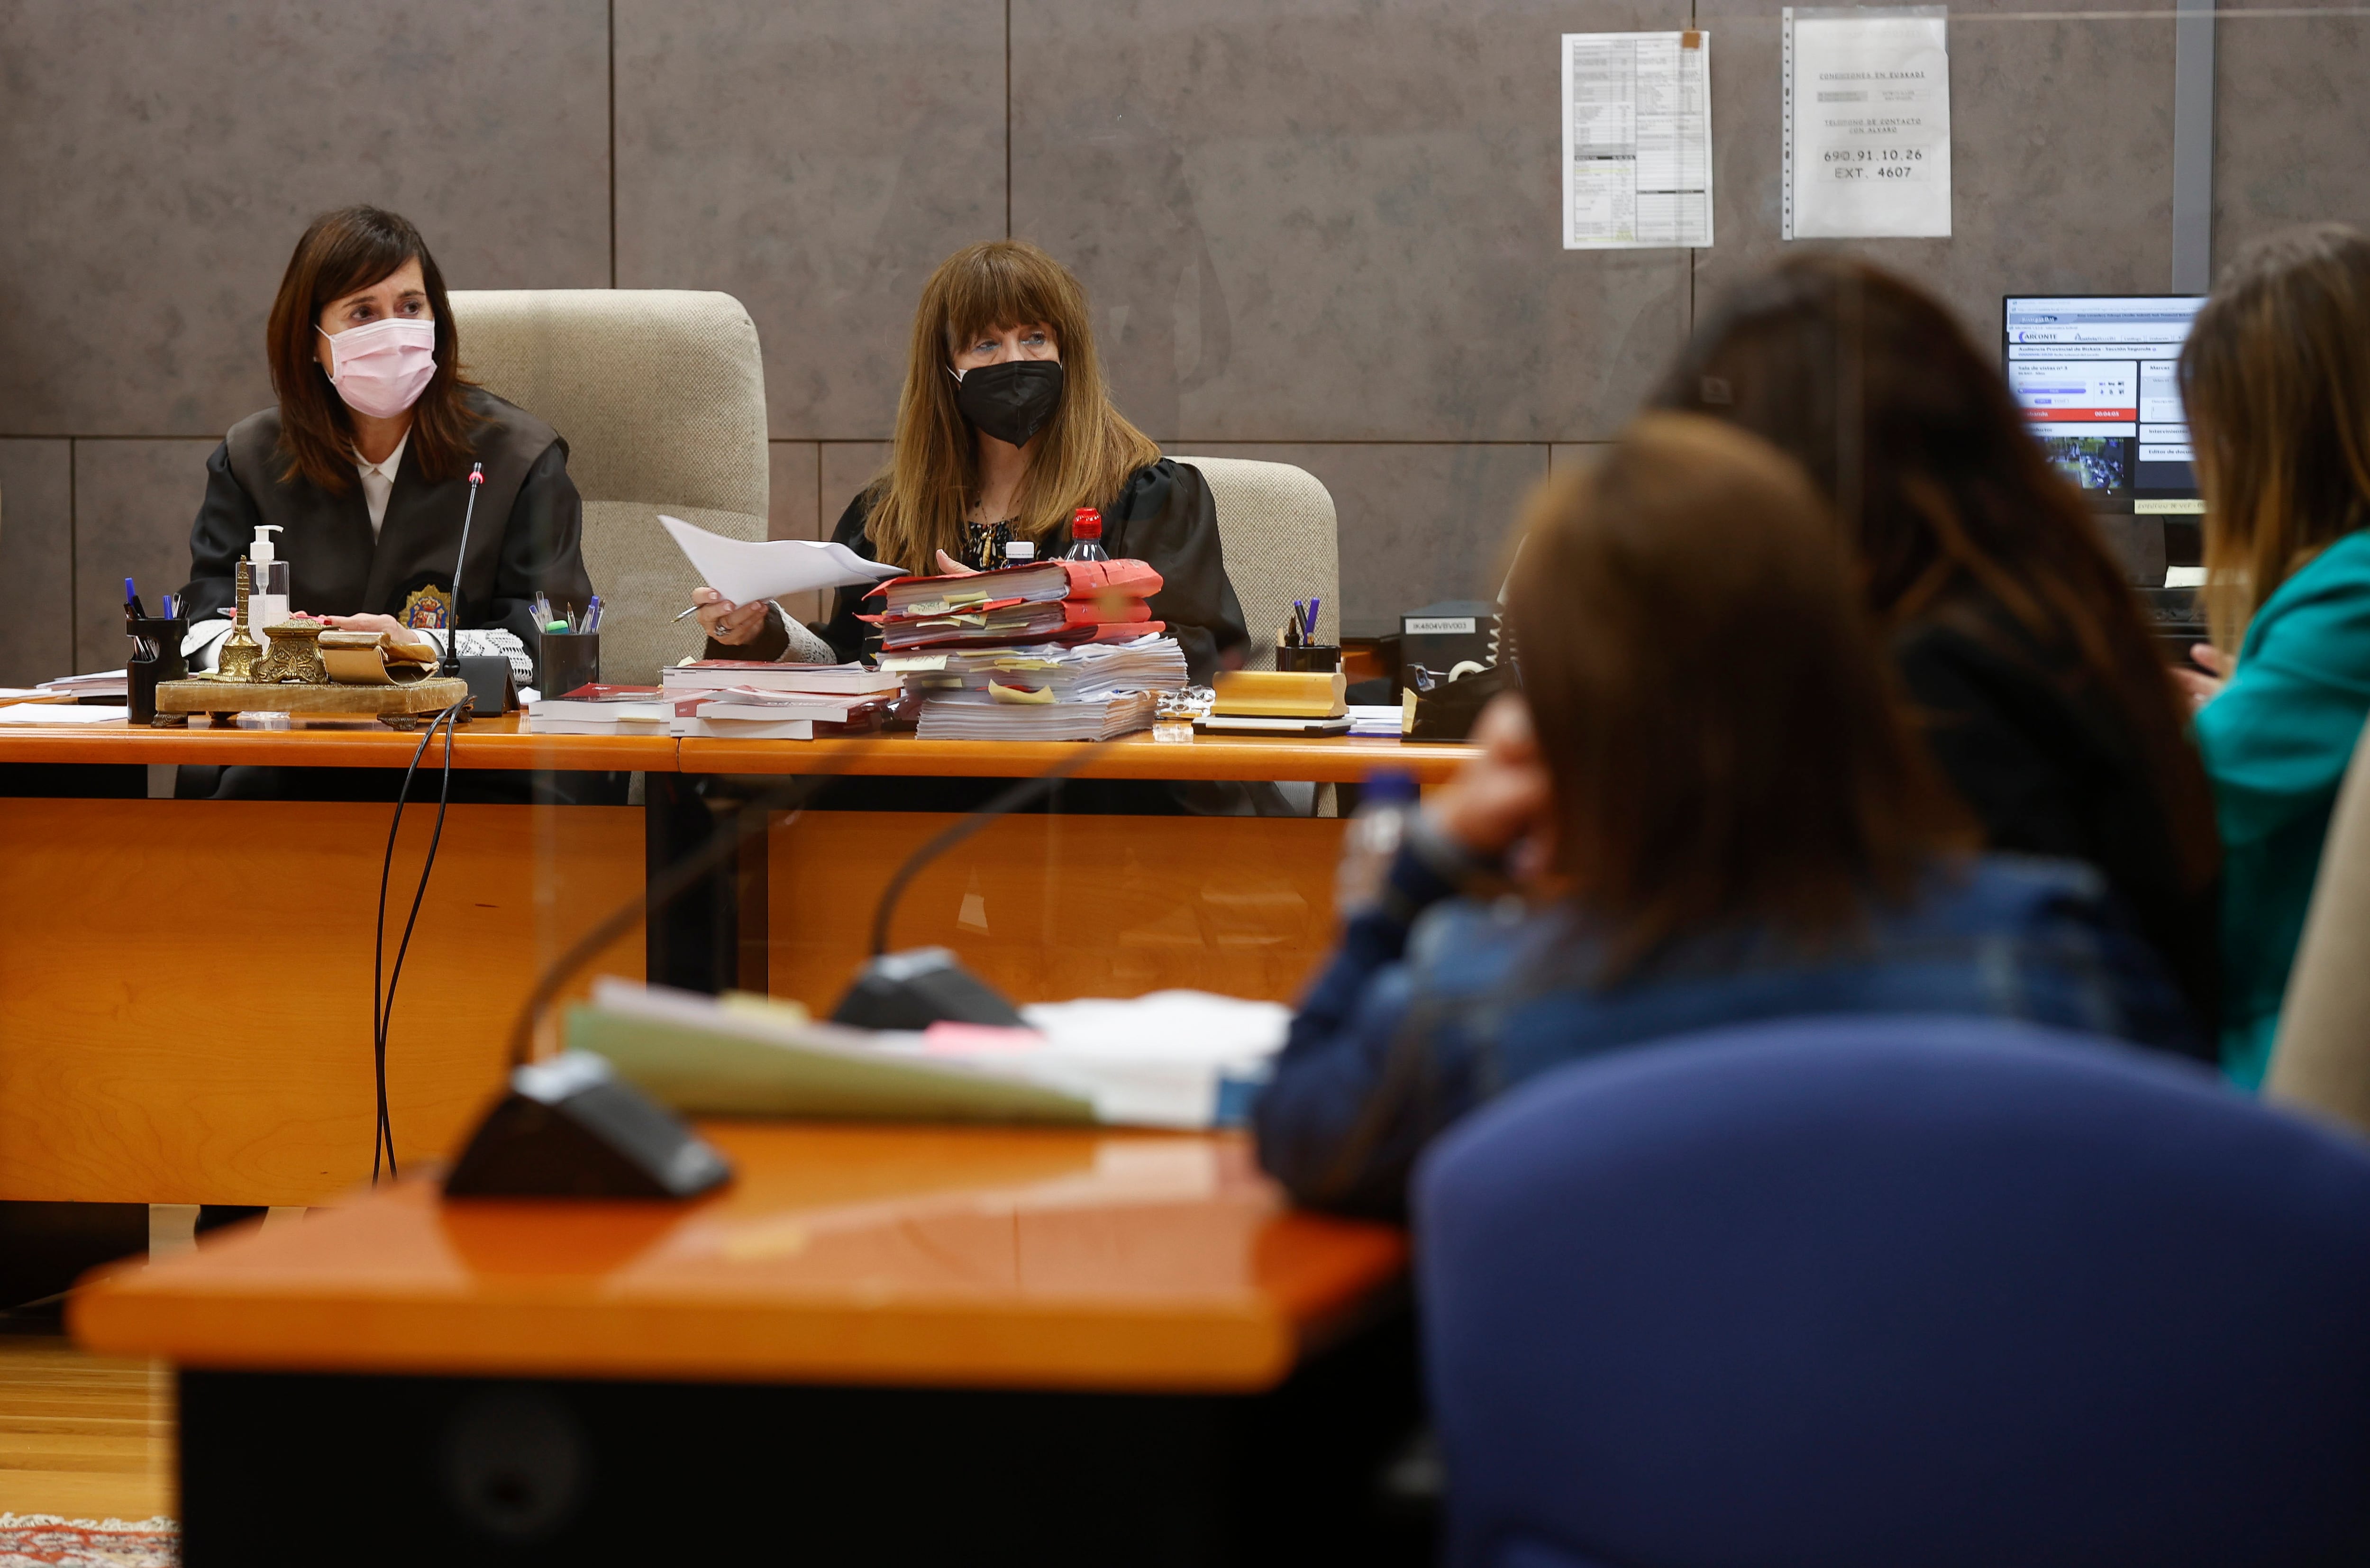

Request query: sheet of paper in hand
[{"left": 658, "top": 513, "right": 903, "bottom": 607}]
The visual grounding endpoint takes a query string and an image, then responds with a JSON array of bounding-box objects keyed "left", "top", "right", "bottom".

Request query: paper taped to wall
[
  {"left": 1783, "top": 6, "right": 1952, "bottom": 239},
  {"left": 1561, "top": 30, "right": 1714, "bottom": 250},
  {"left": 658, "top": 513, "right": 902, "bottom": 607}
]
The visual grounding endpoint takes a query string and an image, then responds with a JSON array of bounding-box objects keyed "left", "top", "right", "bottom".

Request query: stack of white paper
[
  {"left": 916, "top": 689, "right": 1159, "bottom": 742},
  {"left": 37, "top": 670, "right": 130, "bottom": 700},
  {"left": 0, "top": 703, "right": 129, "bottom": 725},
  {"left": 883, "top": 635, "right": 1188, "bottom": 701}
]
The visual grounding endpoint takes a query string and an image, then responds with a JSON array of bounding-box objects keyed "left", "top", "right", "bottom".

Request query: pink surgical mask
[{"left": 317, "top": 317, "right": 437, "bottom": 419}]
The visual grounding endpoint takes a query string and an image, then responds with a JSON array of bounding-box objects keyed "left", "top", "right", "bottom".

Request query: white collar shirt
[{"left": 353, "top": 430, "right": 411, "bottom": 540}]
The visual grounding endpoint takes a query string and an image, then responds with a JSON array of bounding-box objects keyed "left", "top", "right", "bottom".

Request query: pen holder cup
[
  {"left": 127, "top": 617, "right": 188, "bottom": 725},
  {"left": 538, "top": 631, "right": 601, "bottom": 698},
  {"left": 1274, "top": 643, "right": 1341, "bottom": 674}
]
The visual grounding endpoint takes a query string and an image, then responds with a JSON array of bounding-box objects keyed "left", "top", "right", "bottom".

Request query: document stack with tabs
[
  {"left": 659, "top": 661, "right": 902, "bottom": 739},
  {"left": 866, "top": 560, "right": 1187, "bottom": 740}
]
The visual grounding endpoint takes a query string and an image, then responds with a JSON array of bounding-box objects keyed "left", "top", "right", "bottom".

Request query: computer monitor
[{"left": 2002, "top": 294, "right": 2206, "bottom": 522}]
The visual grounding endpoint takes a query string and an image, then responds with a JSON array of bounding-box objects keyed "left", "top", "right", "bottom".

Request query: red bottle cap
[{"left": 1071, "top": 507, "right": 1103, "bottom": 539}]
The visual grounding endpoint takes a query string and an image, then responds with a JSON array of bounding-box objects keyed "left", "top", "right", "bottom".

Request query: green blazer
[{"left": 2195, "top": 529, "right": 2370, "bottom": 1085}]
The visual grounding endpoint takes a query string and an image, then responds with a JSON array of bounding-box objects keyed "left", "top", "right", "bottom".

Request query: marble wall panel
[
  {"left": 613, "top": 0, "right": 1008, "bottom": 442},
  {"left": 767, "top": 443, "right": 822, "bottom": 543},
  {"left": 0, "top": 0, "right": 612, "bottom": 439},
  {"left": 1693, "top": 0, "right": 2177, "bottom": 348},
  {"left": 72, "top": 442, "right": 216, "bottom": 676},
  {"left": 0, "top": 442, "right": 74, "bottom": 687},
  {"left": 1176, "top": 443, "right": 1550, "bottom": 633},
  {"left": 2215, "top": 10, "right": 2370, "bottom": 266},
  {"left": 767, "top": 440, "right": 824, "bottom": 622},
  {"left": 820, "top": 444, "right": 895, "bottom": 529},
  {"left": 1013, "top": 0, "right": 1693, "bottom": 445}
]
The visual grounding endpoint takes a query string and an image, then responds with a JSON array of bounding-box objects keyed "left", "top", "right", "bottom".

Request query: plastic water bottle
[
  {"left": 1064, "top": 507, "right": 1110, "bottom": 562},
  {"left": 1335, "top": 770, "right": 1422, "bottom": 914}
]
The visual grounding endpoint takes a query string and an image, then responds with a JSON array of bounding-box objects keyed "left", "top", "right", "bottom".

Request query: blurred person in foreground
[
  {"left": 2170, "top": 224, "right": 2370, "bottom": 1085},
  {"left": 1254, "top": 414, "right": 2207, "bottom": 1220},
  {"left": 1651, "top": 255, "right": 2221, "bottom": 1036}
]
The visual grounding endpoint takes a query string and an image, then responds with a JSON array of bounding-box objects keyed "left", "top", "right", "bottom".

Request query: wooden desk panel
[
  {"left": 71, "top": 1124, "right": 1407, "bottom": 1393},
  {"left": 0, "top": 714, "right": 673, "bottom": 772},
  {"left": 684, "top": 727, "right": 1475, "bottom": 783},
  {"left": 0, "top": 799, "right": 644, "bottom": 1205},
  {"left": 0, "top": 716, "right": 1475, "bottom": 784},
  {"left": 767, "top": 810, "right": 1347, "bottom": 1009}
]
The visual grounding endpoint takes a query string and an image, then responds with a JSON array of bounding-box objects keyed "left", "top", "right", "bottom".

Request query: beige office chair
[
  {"left": 1169, "top": 456, "right": 1340, "bottom": 673},
  {"left": 448, "top": 289, "right": 824, "bottom": 685},
  {"left": 2266, "top": 724, "right": 2370, "bottom": 1136}
]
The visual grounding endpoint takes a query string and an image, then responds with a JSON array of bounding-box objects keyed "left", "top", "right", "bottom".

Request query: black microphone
[
  {"left": 440, "top": 461, "right": 484, "bottom": 679},
  {"left": 446, "top": 738, "right": 1114, "bottom": 1197},
  {"left": 831, "top": 742, "right": 1117, "bottom": 1030}
]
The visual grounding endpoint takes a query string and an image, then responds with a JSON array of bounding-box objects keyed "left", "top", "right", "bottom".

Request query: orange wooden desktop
[
  {"left": 73, "top": 1123, "right": 1407, "bottom": 1394},
  {"left": 0, "top": 714, "right": 1473, "bottom": 783},
  {"left": 0, "top": 720, "right": 1475, "bottom": 1205},
  {"left": 70, "top": 1123, "right": 1419, "bottom": 1563}
]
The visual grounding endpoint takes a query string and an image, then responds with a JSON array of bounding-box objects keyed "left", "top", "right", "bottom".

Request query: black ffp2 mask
[{"left": 953, "top": 359, "right": 1064, "bottom": 447}]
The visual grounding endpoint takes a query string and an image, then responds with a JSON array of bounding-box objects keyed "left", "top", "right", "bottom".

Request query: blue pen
[
  {"left": 587, "top": 594, "right": 602, "bottom": 632},
  {"left": 1306, "top": 597, "right": 1322, "bottom": 640}
]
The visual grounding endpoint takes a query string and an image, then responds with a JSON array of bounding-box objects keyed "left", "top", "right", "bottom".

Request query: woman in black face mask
[{"left": 695, "top": 238, "right": 1249, "bottom": 683}]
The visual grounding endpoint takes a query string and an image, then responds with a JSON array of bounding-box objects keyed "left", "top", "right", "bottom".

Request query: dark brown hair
[
  {"left": 1652, "top": 254, "right": 2219, "bottom": 897},
  {"left": 2182, "top": 223, "right": 2370, "bottom": 650},
  {"left": 1509, "top": 414, "right": 1971, "bottom": 977},
  {"left": 865, "top": 239, "right": 1158, "bottom": 573},
  {"left": 264, "top": 206, "right": 476, "bottom": 492}
]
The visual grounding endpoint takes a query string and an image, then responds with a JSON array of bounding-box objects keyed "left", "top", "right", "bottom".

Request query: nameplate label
[{"left": 1404, "top": 617, "right": 1477, "bottom": 635}]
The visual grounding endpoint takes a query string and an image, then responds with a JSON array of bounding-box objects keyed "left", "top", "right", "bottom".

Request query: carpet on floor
[{"left": 0, "top": 1515, "right": 176, "bottom": 1568}]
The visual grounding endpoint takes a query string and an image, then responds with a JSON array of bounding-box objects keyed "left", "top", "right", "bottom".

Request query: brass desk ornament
[
  {"left": 217, "top": 559, "right": 262, "bottom": 681},
  {"left": 249, "top": 620, "right": 330, "bottom": 684}
]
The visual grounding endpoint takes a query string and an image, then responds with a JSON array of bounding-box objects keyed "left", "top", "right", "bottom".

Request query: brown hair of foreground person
[
  {"left": 264, "top": 205, "right": 477, "bottom": 492},
  {"left": 1507, "top": 413, "right": 1972, "bottom": 980},
  {"left": 2183, "top": 224, "right": 2370, "bottom": 651},
  {"left": 1650, "top": 255, "right": 2219, "bottom": 900}
]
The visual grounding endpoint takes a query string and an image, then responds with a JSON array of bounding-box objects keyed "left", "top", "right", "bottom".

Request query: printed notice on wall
[
  {"left": 1782, "top": 7, "right": 1951, "bottom": 239},
  {"left": 1562, "top": 31, "right": 1714, "bottom": 250}
]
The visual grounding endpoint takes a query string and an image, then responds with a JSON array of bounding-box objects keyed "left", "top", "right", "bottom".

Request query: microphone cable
[{"left": 369, "top": 699, "right": 467, "bottom": 1182}]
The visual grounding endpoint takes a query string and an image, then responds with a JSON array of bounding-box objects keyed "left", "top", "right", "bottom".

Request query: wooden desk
[
  {"left": 0, "top": 718, "right": 663, "bottom": 1204},
  {"left": 73, "top": 1125, "right": 1420, "bottom": 1565},
  {"left": 0, "top": 721, "right": 1476, "bottom": 1204},
  {"left": 0, "top": 712, "right": 676, "bottom": 772},
  {"left": 0, "top": 714, "right": 1474, "bottom": 783},
  {"left": 683, "top": 725, "right": 1472, "bottom": 784}
]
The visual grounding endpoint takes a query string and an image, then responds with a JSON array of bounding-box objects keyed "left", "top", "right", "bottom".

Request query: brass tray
[{"left": 151, "top": 676, "right": 472, "bottom": 730}]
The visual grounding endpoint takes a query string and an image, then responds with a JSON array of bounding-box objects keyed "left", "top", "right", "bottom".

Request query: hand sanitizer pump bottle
[{"left": 248, "top": 524, "right": 290, "bottom": 649}]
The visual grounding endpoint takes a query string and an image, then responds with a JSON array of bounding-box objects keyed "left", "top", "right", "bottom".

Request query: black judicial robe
[
  {"left": 718, "top": 458, "right": 1250, "bottom": 685},
  {"left": 182, "top": 387, "right": 593, "bottom": 645}
]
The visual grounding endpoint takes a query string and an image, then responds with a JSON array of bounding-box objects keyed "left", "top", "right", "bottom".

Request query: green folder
[{"left": 566, "top": 997, "right": 1095, "bottom": 1125}]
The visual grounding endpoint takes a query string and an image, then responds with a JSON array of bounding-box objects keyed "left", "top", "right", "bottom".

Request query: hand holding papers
[{"left": 658, "top": 513, "right": 901, "bottom": 608}]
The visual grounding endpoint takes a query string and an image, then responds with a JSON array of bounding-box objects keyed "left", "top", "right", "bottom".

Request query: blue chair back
[{"left": 1415, "top": 1015, "right": 2370, "bottom": 1568}]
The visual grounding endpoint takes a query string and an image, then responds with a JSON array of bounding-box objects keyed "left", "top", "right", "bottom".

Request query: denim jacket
[{"left": 1253, "top": 842, "right": 2208, "bottom": 1219}]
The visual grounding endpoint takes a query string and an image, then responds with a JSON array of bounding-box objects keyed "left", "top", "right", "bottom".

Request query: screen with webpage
[{"left": 2003, "top": 295, "right": 2205, "bottom": 520}]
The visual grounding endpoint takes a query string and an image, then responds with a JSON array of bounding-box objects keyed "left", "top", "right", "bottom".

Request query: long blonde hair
[
  {"left": 863, "top": 240, "right": 1159, "bottom": 573},
  {"left": 2183, "top": 224, "right": 2370, "bottom": 651}
]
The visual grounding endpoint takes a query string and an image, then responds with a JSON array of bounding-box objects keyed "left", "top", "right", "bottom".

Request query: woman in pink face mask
[{"left": 179, "top": 205, "right": 594, "bottom": 665}]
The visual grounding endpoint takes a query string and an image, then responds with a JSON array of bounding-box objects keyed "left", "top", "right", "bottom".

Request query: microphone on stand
[{"left": 440, "top": 462, "right": 485, "bottom": 680}]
